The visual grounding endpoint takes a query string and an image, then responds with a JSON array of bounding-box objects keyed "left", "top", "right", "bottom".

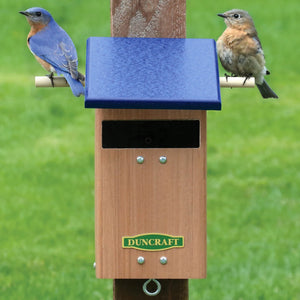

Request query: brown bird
[{"left": 217, "top": 9, "right": 278, "bottom": 98}]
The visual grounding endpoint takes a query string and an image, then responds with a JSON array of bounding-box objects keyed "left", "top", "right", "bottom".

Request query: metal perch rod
[{"left": 35, "top": 76, "right": 255, "bottom": 88}]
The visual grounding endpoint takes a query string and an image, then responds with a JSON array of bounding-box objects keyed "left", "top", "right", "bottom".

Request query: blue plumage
[{"left": 20, "top": 7, "right": 84, "bottom": 97}]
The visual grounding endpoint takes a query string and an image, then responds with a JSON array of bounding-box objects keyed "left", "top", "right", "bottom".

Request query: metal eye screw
[{"left": 143, "top": 279, "right": 161, "bottom": 296}]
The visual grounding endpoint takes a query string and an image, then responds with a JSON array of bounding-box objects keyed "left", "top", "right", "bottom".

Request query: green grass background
[{"left": 1, "top": 0, "right": 299, "bottom": 299}]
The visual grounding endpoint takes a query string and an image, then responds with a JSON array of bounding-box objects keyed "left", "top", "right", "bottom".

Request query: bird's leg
[
  {"left": 47, "top": 72, "right": 55, "bottom": 88},
  {"left": 224, "top": 73, "right": 230, "bottom": 82},
  {"left": 243, "top": 75, "right": 252, "bottom": 86}
]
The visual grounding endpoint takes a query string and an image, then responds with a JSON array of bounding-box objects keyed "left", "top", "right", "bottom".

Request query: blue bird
[{"left": 20, "top": 7, "right": 85, "bottom": 97}]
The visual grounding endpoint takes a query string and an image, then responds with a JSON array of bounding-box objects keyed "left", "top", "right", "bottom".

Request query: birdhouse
[{"left": 85, "top": 37, "right": 221, "bottom": 279}]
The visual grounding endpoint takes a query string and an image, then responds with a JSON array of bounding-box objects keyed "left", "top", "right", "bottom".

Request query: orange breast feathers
[
  {"left": 26, "top": 21, "right": 47, "bottom": 43},
  {"left": 34, "top": 55, "right": 54, "bottom": 73},
  {"left": 220, "top": 28, "right": 259, "bottom": 56}
]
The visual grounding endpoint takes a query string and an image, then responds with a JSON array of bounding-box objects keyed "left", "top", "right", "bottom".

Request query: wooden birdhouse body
[{"left": 85, "top": 37, "right": 221, "bottom": 279}]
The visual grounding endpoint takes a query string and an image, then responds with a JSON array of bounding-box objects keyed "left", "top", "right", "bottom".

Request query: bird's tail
[
  {"left": 256, "top": 80, "right": 278, "bottom": 99},
  {"left": 63, "top": 73, "right": 85, "bottom": 97}
]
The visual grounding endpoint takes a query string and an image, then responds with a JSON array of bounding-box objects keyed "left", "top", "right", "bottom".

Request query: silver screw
[
  {"left": 159, "top": 156, "right": 167, "bottom": 164},
  {"left": 137, "top": 256, "right": 145, "bottom": 265},
  {"left": 160, "top": 256, "right": 168, "bottom": 265},
  {"left": 93, "top": 262, "right": 96, "bottom": 269},
  {"left": 137, "top": 156, "right": 144, "bottom": 164}
]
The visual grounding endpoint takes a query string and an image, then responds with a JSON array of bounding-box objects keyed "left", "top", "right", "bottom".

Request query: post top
[{"left": 85, "top": 37, "right": 221, "bottom": 110}]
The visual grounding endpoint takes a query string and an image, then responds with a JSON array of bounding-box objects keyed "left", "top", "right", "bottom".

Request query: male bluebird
[
  {"left": 217, "top": 9, "right": 278, "bottom": 99},
  {"left": 20, "top": 7, "right": 85, "bottom": 97}
]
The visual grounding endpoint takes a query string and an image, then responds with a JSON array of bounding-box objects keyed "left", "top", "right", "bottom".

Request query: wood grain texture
[
  {"left": 95, "top": 110, "right": 206, "bottom": 279},
  {"left": 97, "top": 1, "right": 193, "bottom": 298},
  {"left": 110, "top": 0, "right": 186, "bottom": 38}
]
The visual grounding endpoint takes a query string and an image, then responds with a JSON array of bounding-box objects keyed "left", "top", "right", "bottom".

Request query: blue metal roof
[{"left": 85, "top": 37, "right": 221, "bottom": 110}]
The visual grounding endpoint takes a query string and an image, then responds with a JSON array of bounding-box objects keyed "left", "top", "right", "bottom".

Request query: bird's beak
[
  {"left": 217, "top": 13, "right": 227, "bottom": 18},
  {"left": 19, "top": 11, "right": 29, "bottom": 16}
]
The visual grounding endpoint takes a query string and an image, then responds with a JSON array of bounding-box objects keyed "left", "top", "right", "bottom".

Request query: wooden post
[
  {"left": 107, "top": 1, "right": 188, "bottom": 299},
  {"left": 110, "top": 0, "right": 186, "bottom": 38}
]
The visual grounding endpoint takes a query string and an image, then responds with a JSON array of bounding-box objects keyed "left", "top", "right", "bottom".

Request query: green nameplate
[{"left": 122, "top": 233, "right": 184, "bottom": 251}]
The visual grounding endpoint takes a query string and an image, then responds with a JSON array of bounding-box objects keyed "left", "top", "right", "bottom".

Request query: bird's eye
[
  {"left": 233, "top": 13, "right": 240, "bottom": 19},
  {"left": 35, "top": 12, "right": 42, "bottom": 17}
]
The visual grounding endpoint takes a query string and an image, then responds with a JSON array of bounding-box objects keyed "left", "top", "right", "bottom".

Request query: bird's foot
[
  {"left": 224, "top": 73, "right": 238, "bottom": 82},
  {"left": 47, "top": 72, "right": 55, "bottom": 88}
]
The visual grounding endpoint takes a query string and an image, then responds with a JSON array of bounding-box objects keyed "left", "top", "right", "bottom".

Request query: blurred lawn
[{"left": 0, "top": 0, "right": 299, "bottom": 299}]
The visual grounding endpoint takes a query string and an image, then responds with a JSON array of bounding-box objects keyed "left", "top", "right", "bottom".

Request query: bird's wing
[
  {"left": 28, "top": 23, "right": 79, "bottom": 78},
  {"left": 251, "top": 34, "right": 264, "bottom": 55},
  {"left": 253, "top": 34, "right": 262, "bottom": 49}
]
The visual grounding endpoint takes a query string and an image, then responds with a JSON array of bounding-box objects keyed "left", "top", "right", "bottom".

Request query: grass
[{"left": 1, "top": 0, "right": 299, "bottom": 299}]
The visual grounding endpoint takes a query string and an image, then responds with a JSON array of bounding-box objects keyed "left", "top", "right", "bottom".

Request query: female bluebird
[
  {"left": 217, "top": 9, "right": 278, "bottom": 99},
  {"left": 20, "top": 7, "right": 85, "bottom": 97}
]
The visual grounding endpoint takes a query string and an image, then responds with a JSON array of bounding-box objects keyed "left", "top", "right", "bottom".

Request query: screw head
[
  {"left": 159, "top": 156, "right": 167, "bottom": 164},
  {"left": 137, "top": 156, "right": 144, "bottom": 164},
  {"left": 160, "top": 256, "right": 168, "bottom": 265},
  {"left": 137, "top": 256, "right": 145, "bottom": 265}
]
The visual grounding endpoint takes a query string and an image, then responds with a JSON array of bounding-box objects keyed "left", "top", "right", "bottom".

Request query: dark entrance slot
[{"left": 102, "top": 120, "right": 200, "bottom": 148}]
